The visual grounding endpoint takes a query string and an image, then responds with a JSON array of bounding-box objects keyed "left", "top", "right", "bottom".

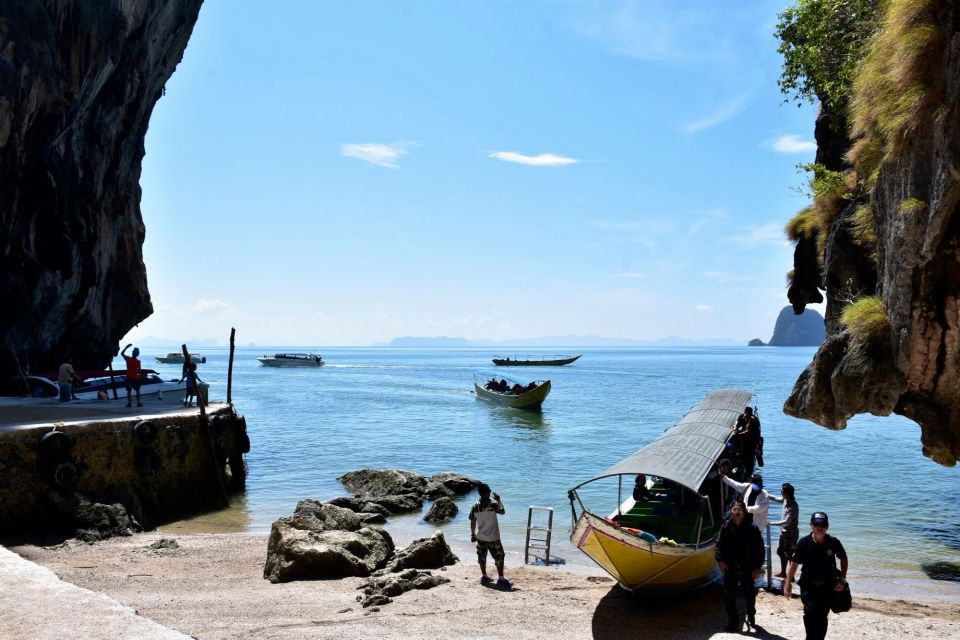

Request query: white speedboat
[
  {"left": 3, "top": 371, "right": 187, "bottom": 403},
  {"left": 257, "top": 353, "right": 324, "bottom": 367},
  {"left": 156, "top": 352, "right": 206, "bottom": 364}
]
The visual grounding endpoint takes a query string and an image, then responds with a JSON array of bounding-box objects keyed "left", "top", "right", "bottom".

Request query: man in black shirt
[
  {"left": 785, "top": 511, "right": 849, "bottom": 640},
  {"left": 715, "top": 500, "right": 765, "bottom": 632}
]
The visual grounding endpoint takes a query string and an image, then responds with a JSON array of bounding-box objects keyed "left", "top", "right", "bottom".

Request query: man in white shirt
[
  {"left": 57, "top": 357, "right": 80, "bottom": 402},
  {"left": 469, "top": 483, "right": 510, "bottom": 589},
  {"left": 720, "top": 470, "right": 770, "bottom": 532}
]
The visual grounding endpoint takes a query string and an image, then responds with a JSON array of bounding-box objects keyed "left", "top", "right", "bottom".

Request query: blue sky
[{"left": 128, "top": 0, "right": 822, "bottom": 346}]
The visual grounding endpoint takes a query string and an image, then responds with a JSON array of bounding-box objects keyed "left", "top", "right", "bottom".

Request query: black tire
[
  {"left": 134, "top": 448, "right": 163, "bottom": 477},
  {"left": 234, "top": 415, "right": 251, "bottom": 453},
  {"left": 39, "top": 430, "right": 72, "bottom": 461},
  {"left": 51, "top": 461, "right": 79, "bottom": 490},
  {"left": 133, "top": 420, "right": 158, "bottom": 446}
]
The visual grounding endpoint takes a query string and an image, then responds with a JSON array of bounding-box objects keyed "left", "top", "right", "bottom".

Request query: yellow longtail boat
[{"left": 567, "top": 389, "right": 752, "bottom": 592}]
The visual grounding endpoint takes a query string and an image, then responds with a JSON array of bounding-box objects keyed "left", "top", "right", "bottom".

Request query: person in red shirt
[{"left": 121, "top": 343, "right": 143, "bottom": 407}]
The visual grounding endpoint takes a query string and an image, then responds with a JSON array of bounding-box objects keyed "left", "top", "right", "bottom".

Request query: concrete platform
[
  {"left": 0, "top": 545, "right": 191, "bottom": 640},
  {"left": 0, "top": 397, "right": 227, "bottom": 431}
]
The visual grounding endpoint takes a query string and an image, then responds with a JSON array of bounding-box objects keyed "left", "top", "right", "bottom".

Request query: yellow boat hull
[{"left": 572, "top": 512, "right": 719, "bottom": 591}]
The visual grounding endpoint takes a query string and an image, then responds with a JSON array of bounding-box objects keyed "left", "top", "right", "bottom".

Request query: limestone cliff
[
  {"left": 0, "top": 0, "right": 202, "bottom": 377},
  {"left": 782, "top": 0, "right": 960, "bottom": 466},
  {"left": 751, "top": 307, "right": 825, "bottom": 347}
]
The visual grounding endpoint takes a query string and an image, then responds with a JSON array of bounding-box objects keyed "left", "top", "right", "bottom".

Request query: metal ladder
[{"left": 524, "top": 506, "right": 554, "bottom": 565}]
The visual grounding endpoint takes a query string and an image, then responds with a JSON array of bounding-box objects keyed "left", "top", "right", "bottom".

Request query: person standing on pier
[
  {"left": 770, "top": 483, "right": 799, "bottom": 579},
  {"left": 469, "top": 483, "right": 511, "bottom": 589},
  {"left": 121, "top": 343, "right": 143, "bottom": 407},
  {"left": 57, "top": 357, "right": 81, "bottom": 402},
  {"left": 784, "top": 511, "right": 849, "bottom": 640}
]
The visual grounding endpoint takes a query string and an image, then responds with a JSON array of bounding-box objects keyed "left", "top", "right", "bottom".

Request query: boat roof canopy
[{"left": 571, "top": 389, "right": 753, "bottom": 493}]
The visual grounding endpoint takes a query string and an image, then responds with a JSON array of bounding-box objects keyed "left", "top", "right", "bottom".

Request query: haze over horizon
[{"left": 124, "top": 1, "right": 823, "bottom": 348}]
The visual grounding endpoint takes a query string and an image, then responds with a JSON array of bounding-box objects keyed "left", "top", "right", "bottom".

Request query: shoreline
[{"left": 6, "top": 529, "right": 960, "bottom": 639}]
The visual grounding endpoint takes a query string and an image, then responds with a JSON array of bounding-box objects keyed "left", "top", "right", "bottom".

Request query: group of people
[
  {"left": 484, "top": 378, "right": 537, "bottom": 395},
  {"left": 714, "top": 408, "right": 848, "bottom": 639},
  {"left": 55, "top": 343, "right": 203, "bottom": 408}
]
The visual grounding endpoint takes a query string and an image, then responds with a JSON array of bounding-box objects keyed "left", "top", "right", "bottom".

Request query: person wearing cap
[
  {"left": 784, "top": 511, "right": 848, "bottom": 640},
  {"left": 716, "top": 500, "right": 765, "bottom": 632},
  {"left": 769, "top": 483, "right": 800, "bottom": 579},
  {"left": 719, "top": 468, "right": 770, "bottom": 531}
]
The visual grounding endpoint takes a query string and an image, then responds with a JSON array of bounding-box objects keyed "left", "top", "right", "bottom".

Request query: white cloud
[
  {"left": 767, "top": 134, "right": 817, "bottom": 154},
  {"left": 722, "top": 223, "right": 789, "bottom": 248},
  {"left": 191, "top": 298, "right": 234, "bottom": 315},
  {"left": 681, "top": 95, "right": 748, "bottom": 133},
  {"left": 490, "top": 151, "right": 579, "bottom": 166},
  {"left": 696, "top": 304, "right": 714, "bottom": 313},
  {"left": 340, "top": 142, "right": 414, "bottom": 168}
]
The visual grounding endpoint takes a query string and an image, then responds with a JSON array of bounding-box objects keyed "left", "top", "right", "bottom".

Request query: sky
[{"left": 127, "top": 0, "right": 824, "bottom": 347}]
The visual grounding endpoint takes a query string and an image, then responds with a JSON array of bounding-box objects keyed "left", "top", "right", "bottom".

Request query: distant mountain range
[{"left": 386, "top": 335, "right": 741, "bottom": 347}]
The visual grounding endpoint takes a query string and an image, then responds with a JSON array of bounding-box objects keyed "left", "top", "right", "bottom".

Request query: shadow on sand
[{"left": 591, "top": 584, "right": 789, "bottom": 640}]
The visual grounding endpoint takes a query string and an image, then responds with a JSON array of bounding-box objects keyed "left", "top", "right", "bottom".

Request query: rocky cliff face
[
  {"left": 784, "top": 1, "right": 960, "bottom": 466},
  {"left": 0, "top": 0, "right": 202, "bottom": 377}
]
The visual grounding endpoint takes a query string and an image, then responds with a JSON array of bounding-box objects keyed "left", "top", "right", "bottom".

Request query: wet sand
[{"left": 7, "top": 530, "right": 960, "bottom": 639}]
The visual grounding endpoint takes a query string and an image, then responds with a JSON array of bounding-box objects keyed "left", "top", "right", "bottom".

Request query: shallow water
[{"left": 136, "top": 346, "right": 960, "bottom": 599}]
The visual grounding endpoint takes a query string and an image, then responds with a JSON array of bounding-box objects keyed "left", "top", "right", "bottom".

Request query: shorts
[
  {"left": 125, "top": 379, "right": 141, "bottom": 391},
  {"left": 476, "top": 539, "right": 505, "bottom": 565},
  {"left": 777, "top": 531, "right": 798, "bottom": 559}
]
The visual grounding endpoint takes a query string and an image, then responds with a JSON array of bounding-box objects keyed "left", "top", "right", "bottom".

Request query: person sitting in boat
[
  {"left": 632, "top": 474, "right": 655, "bottom": 502},
  {"left": 511, "top": 383, "right": 524, "bottom": 395},
  {"left": 498, "top": 379, "right": 509, "bottom": 392},
  {"left": 485, "top": 379, "right": 497, "bottom": 391}
]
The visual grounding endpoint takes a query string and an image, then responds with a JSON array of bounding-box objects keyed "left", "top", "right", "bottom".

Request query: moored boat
[
  {"left": 492, "top": 354, "right": 581, "bottom": 366},
  {"left": 156, "top": 352, "right": 206, "bottom": 364},
  {"left": 4, "top": 370, "right": 188, "bottom": 403},
  {"left": 257, "top": 353, "right": 324, "bottom": 367},
  {"left": 567, "top": 388, "right": 753, "bottom": 592},
  {"left": 474, "top": 374, "right": 551, "bottom": 410}
]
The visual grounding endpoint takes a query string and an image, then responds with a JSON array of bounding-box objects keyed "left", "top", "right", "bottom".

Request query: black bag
[
  {"left": 830, "top": 581, "right": 852, "bottom": 613},
  {"left": 755, "top": 437, "right": 764, "bottom": 468}
]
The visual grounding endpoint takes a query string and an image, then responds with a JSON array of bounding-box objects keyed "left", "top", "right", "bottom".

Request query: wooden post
[
  {"left": 183, "top": 343, "right": 229, "bottom": 507},
  {"left": 227, "top": 327, "right": 236, "bottom": 405}
]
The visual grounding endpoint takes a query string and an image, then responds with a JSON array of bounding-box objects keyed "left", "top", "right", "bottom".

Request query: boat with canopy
[
  {"left": 257, "top": 353, "right": 324, "bottom": 367},
  {"left": 567, "top": 389, "right": 752, "bottom": 592}
]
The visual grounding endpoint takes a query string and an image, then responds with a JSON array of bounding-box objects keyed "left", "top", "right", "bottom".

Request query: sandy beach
[{"left": 5, "top": 529, "right": 959, "bottom": 640}]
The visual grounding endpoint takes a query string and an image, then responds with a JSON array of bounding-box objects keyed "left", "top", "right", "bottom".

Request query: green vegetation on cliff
[{"left": 840, "top": 295, "right": 889, "bottom": 343}]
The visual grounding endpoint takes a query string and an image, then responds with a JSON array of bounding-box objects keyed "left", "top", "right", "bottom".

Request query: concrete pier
[{"left": 0, "top": 398, "right": 249, "bottom": 536}]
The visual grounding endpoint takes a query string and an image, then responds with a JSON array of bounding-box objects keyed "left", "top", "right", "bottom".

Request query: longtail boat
[
  {"left": 474, "top": 374, "right": 552, "bottom": 410},
  {"left": 491, "top": 354, "right": 581, "bottom": 366},
  {"left": 567, "top": 389, "right": 752, "bottom": 592}
]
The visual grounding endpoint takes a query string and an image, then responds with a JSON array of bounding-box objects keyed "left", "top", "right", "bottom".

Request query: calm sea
[{"left": 135, "top": 346, "right": 959, "bottom": 599}]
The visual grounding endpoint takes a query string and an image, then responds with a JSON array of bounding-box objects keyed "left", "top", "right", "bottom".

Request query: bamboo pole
[
  {"left": 183, "top": 342, "right": 229, "bottom": 507},
  {"left": 227, "top": 327, "right": 236, "bottom": 405}
]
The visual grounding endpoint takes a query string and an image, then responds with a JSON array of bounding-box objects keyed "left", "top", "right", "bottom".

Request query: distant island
[
  {"left": 387, "top": 335, "right": 741, "bottom": 347},
  {"left": 749, "top": 307, "right": 825, "bottom": 347}
]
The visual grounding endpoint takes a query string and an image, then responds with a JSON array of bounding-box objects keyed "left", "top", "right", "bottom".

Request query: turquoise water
[{"left": 139, "top": 347, "right": 959, "bottom": 598}]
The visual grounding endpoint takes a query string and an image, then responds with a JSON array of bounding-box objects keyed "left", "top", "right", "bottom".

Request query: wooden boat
[
  {"left": 567, "top": 389, "right": 753, "bottom": 592},
  {"left": 257, "top": 353, "right": 323, "bottom": 367},
  {"left": 156, "top": 352, "right": 206, "bottom": 364},
  {"left": 491, "top": 354, "right": 581, "bottom": 367},
  {"left": 474, "top": 374, "right": 552, "bottom": 410}
]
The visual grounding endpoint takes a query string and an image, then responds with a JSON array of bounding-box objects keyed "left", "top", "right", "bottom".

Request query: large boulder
[
  {"left": 423, "top": 497, "right": 458, "bottom": 523},
  {"left": 357, "top": 568, "right": 450, "bottom": 608},
  {"left": 293, "top": 499, "right": 364, "bottom": 531},
  {"left": 337, "top": 469, "right": 427, "bottom": 498},
  {"left": 263, "top": 515, "right": 394, "bottom": 583},
  {"left": 384, "top": 530, "right": 458, "bottom": 573},
  {"left": 423, "top": 472, "right": 481, "bottom": 498}
]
